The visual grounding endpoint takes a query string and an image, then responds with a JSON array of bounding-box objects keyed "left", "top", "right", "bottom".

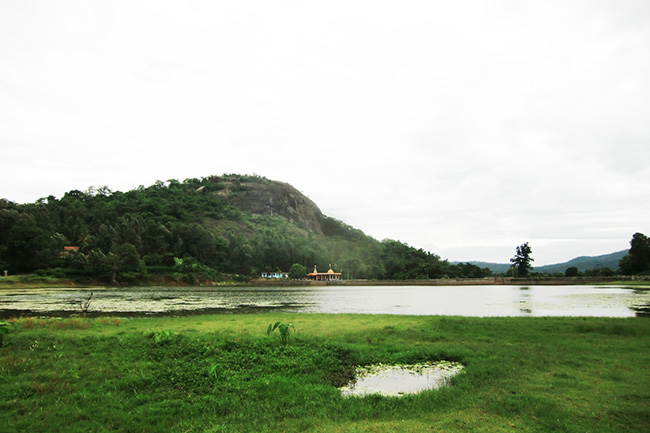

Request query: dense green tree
[
  {"left": 88, "top": 249, "right": 111, "bottom": 279},
  {"left": 510, "top": 242, "right": 533, "bottom": 277},
  {"left": 381, "top": 239, "right": 449, "bottom": 279},
  {"left": 619, "top": 232, "right": 650, "bottom": 275},
  {"left": 105, "top": 242, "right": 145, "bottom": 283},
  {"left": 565, "top": 266, "right": 579, "bottom": 277},
  {"left": 583, "top": 267, "right": 615, "bottom": 277},
  {"left": 2, "top": 214, "right": 57, "bottom": 272},
  {"left": 452, "top": 262, "right": 492, "bottom": 278},
  {"left": 288, "top": 263, "right": 307, "bottom": 279},
  {"left": 0, "top": 203, "right": 18, "bottom": 271}
]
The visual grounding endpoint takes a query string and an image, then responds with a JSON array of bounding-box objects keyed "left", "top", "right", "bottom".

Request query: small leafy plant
[
  {"left": 266, "top": 321, "right": 295, "bottom": 345},
  {"left": 207, "top": 363, "right": 220, "bottom": 378},
  {"left": 145, "top": 329, "right": 177, "bottom": 345}
]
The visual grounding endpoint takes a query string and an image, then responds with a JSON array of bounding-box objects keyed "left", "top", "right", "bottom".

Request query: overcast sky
[{"left": 1, "top": 1, "right": 649, "bottom": 266}]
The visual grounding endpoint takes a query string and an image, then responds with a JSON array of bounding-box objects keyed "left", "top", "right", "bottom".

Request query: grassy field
[{"left": 1, "top": 314, "right": 649, "bottom": 432}]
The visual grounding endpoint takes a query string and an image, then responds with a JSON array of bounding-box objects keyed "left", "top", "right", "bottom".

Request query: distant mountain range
[{"left": 455, "top": 250, "right": 627, "bottom": 274}]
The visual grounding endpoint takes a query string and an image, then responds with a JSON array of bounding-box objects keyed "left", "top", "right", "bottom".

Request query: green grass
[
  {"left": 593, "top": 280, "right": 650, "bottom": 288},
  {"left": 1, "top": 314, "right": 649, "bottom": 432},
  {"left": 0, "top": 275, "right": 78, "bottom": 289}
]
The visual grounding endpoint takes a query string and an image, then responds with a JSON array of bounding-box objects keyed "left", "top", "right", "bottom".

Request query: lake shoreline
[
  {"left": 266, "top": 276, "right": 648, "bottom": 287},
  {"left": 2, "top": 274, "right": 649, "bottom": 290}
]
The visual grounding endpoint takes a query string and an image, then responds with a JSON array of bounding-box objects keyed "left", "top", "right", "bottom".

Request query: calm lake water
[{"left": 1, "top": 285, "right": 649, "bottom": 318}]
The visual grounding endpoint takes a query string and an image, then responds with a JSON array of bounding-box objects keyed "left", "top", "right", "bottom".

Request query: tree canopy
[
  {"left": 0, "top": 176, "right": 490, "bottom": 283},
  {"left": 619, "top": 232, "right": 650, "bottom": 275},
  {"left": 510, "top": 242, "right": 534, "bottom": 277}
]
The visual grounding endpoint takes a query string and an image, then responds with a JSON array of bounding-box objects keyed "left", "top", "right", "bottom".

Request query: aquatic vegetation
[{"left": 78, "top": 292, "right": 93, "bottom": 316}]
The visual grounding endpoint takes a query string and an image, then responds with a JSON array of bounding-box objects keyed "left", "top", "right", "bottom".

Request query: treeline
[
  {"left": 0, "top": 176, "right": 491, "bottom": 284},
  {"left": 618, "top": 232, "right": 650, "bottom": 276},
  {"left": 555, "top": 232, "right": 649, "bottom": 278}
]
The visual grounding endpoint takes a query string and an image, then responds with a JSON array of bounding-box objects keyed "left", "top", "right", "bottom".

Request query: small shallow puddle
[{"left": 340, "top": 361, "right": 464, "bottom": 397}]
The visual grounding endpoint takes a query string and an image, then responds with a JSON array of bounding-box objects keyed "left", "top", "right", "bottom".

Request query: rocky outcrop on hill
[{"left": 210, "top": 175, "right": 324, "bottom": 234}]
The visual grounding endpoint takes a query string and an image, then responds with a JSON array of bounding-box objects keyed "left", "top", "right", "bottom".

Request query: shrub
[{"left": 266, "top": 321, "right": 295, "bottom": 345}]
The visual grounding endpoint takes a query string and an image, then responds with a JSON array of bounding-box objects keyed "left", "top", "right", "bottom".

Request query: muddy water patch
[{"left": 340, "top": 361, "right": 464, "bottom": 397}]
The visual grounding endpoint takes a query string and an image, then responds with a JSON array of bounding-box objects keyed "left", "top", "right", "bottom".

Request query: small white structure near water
[{"left": 260, "top": 271, "right": 288, "bottom": 279}]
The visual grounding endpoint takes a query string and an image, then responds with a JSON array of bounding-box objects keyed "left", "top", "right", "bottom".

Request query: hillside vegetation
[
  {"left": 462, "top": 250, "right": 627, "bottom": 275},
  {"left": 533, "top": 250, "right": 626, "bottom": 274},
  {"left": 0, "top": 175, "right": 491, "bottom": 284}
]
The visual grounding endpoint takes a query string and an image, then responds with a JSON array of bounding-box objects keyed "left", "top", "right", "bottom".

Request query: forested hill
[
  {"left": 458, "top": 250, "right": 627, "bottom": 275},
  {"left": 533, "top": 250, "right": 626, "bottom": 274},
  {"left": 0, "top": 174, "right": 491, "bottom": 284}
]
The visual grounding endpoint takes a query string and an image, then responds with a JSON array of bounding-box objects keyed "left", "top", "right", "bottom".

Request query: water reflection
[
  {"left": 1, "top": 285, "right": 649, "bottom": 318},
  {"left": 340, "top": 362, "right": 464, "bottom": 397},
  {"left": 518, "top": 287, "right": 532, "bottom": 315}
]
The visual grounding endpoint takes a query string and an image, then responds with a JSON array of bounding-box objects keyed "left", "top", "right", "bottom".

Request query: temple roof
[{"left": 307, "top": 264, "right": 341, "bottom": 276}]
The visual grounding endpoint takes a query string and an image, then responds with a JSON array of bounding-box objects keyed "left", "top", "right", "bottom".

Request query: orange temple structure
[{"left": 306, "top": 265, "right": 342, "bottom": 281}]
